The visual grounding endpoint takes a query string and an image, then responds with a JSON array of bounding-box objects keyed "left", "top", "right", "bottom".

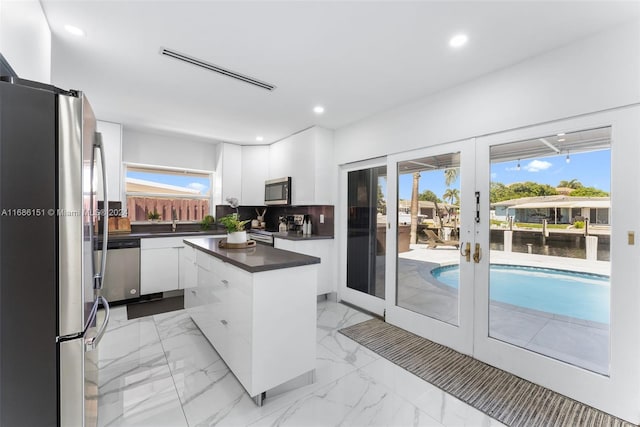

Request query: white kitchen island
[{"left": 182, "top": 237, "right": 320, "bottom": 406}]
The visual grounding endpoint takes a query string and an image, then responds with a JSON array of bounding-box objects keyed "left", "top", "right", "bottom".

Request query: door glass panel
[
  {"left": 347, "top": 166, "right": 386, "bottom": 298},
  {"left": 396, "top": 153, "right": 461, "bottom": 325},
  {"left": 488, "top": 127, "right": 611, "bottom": 375}
]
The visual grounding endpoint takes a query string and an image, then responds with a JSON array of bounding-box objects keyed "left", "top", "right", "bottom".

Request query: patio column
[
  {"left": 504, "top": 230, "right": 513, "bottom": 252},
  {"left": 586, "top": 235, "right": 598, "bottom": 261}
]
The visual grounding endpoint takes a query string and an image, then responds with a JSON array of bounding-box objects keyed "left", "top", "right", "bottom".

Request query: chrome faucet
[{"left": 172, "top": 208, "right": 178, "bottom": 232}]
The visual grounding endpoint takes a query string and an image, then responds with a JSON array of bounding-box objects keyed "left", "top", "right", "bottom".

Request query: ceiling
[{"left": 41, "top": 1, "right": 640, "bottom": 145}]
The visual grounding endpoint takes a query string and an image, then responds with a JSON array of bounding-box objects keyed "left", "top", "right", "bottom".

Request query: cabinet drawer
[
  {"left": 196, "top": 250, "right": 225, "bottom": 272},
  {"left": 185, "top": 286, "right": 205, "bottom": 309}
]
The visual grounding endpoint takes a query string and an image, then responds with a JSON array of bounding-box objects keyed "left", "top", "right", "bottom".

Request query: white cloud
[
  {"left": 505, "top": 159, "right": 552, "bottom": 172},
  {"left": 524, "top": 160, "right": 552, "bottom": 172},
  {"left": 187, "top": 182, "right": 208, "bottom": 194},
  {"left": 490, "top": 172, "right": 497, "bottom": 180}
]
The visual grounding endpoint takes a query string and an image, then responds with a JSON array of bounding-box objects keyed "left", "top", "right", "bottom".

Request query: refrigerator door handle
[
  {"left": 93, "top": 132, "right": 109, "bottom": 290},
  {"left": 85, "top": 296, "right": 110, "bottom": 352}
]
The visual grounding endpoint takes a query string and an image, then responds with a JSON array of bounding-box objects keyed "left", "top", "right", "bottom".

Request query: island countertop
[
  {"left": 184, "top": 237, "right": 321, "bottom": 273},
  {"left": 271, "top": 232, "right": 334, "bottom": 241}
]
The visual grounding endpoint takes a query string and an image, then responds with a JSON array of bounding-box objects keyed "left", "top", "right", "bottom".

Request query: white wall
[
  {"left": 122, "top": 127, "right": 219, "bottom": 171},
  {"left": 0, "top": 0, "right": 50, "bottom": 82},
  {"left": 334, "top": 21, "right": 640, "bottom": 164},
  {"left": 331, "top": 20, "right": 640, "bottom": 424}
]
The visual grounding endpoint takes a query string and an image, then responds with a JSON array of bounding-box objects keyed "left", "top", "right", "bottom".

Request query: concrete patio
[{"left": 396, "top": 244, "right": 610, "bottom": 375}]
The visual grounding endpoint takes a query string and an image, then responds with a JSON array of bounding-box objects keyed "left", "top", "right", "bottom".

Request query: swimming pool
[{"left": 431, "top": 264, "right": 610, "bottom": 324}]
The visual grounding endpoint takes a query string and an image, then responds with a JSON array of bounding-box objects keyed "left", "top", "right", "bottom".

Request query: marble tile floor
[{"left": 97, "top": 300, "right": 504, "bottom": 427}]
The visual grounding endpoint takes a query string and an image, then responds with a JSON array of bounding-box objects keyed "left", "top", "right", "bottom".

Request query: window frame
[{"left": 123, "top": 162, "right": 214, "bottom": 223}]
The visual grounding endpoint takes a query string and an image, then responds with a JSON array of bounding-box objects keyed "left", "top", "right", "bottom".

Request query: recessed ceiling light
[
  {"left": 256, "top": 136, "right": 264, "bottom": 142},
  {"left": 449, "top": 34, "right": 468, "bottom": 48},
  {"left": 64, "top": 25, "right": 85, "bottom": 37},
  {"left": 558, "top": 138, "right": 566, "bottom": 142},
  {"left": 557, "top": 133, "right": 566, "bottom": 136},
  {"left": 313, "top": 105, "right": 325, "bottom": 114}
]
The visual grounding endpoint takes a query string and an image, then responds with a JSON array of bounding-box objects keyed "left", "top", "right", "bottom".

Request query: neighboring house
[
  {"left": 126, "top": 177, "right": 210, "bottom": 222},
  {"left": 397, "top": 199, "right": 456, "bottom": 224},
  {"left": 492, "top": 195, "right": 610, "bottom": 225}
]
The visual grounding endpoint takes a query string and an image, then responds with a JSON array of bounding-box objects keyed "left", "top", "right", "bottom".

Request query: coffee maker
[{"left": 286, "top": 214, "right": 305, "bottom": 233}]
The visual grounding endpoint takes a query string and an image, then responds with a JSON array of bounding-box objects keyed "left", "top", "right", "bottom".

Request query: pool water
[{"left": 432, "top": 264, "right": 610, "bottom": 324}]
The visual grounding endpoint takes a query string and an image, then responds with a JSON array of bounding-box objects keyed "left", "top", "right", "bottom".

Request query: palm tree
[
  {"left": 558, "top": 179, "right": 583, "bottom": 189},
  {"left": 410, "top": 172, "right": 420, "bottom": 244},
  {"left": 444, "top": 168, "right": 459, "bottom": 187},
  {"left": 442, "top": 188, "right": 460, "bottom": 232},
  {"left": 442, "top": 188, "right": 460, "bottom": 206}
]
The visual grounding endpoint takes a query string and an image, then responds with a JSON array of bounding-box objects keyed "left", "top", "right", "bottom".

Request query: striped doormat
[{"left": 339, "top": 318, "right": 634, "bottom": 427}]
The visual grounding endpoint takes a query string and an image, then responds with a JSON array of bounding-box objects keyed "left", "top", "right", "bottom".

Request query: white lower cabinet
[
  {"left": 181, "top": 244, "right": 197, "bottom": 290},
  {"left": 140, "top": 237, "right": 186, "bottom": 294},
  {"left": 185, "top": 248, "right": 317, "bottom": 401},
  {"left": 274, "top": 238, "right": 335, "bottom": 295}
]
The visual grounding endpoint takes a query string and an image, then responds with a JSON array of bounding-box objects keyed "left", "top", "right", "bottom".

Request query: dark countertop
[
  {"left": 101, "top": 230, "right": 226, "bottom": 241},
  {"left": 184, "top": 236, "right": 321, "bottom": 273},
  {"left": 271, "top": 232, "right": 334, "bottom": 241}
]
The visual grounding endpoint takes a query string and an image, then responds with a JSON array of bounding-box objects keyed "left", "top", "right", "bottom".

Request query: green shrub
[
  {"left": 573, "top": 220, "right": 585, "bottom": 229},
  {"left": 200, "top": 215, "right": 215, "bottom": 230}
]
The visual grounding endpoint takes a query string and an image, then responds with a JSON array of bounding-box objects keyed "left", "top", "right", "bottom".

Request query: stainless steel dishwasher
[{"left": 94, "top": 238, "right": 140, "bottom": 303}]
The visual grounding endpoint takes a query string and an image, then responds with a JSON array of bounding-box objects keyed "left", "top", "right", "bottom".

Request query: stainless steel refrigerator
[{"left": 0, "top": 76, "right": 110, "bottom": 427}]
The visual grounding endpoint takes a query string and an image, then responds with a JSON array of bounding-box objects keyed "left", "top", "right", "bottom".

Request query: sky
[
  {"left": 397, "top": 149, "right": 610, "bottom": 201},
  {"left": 127, "top": 149, "right": 610, "bottom": 201},
  {"left": 127, "top": 171, "right": 210, "bottom": 194}
]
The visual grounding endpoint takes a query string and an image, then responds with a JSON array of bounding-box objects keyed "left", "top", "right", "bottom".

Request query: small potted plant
[
  {"left": 218, "top": 214, "right": 250, "bottom": 244},
  {"left": 200, "top": 214, "right": 215, "bottom": 230},
  {"left": 147, "top": 209, "right": 161, "bottom": 222}
]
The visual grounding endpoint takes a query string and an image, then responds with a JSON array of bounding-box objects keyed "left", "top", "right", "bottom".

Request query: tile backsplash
[{"left": 215, "top": 205, "right": 334, "bottom": 236}]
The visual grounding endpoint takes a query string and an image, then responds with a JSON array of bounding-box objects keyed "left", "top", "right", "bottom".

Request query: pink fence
[{"left": 126, "top": 197, "right": 210, "bottom": 222}]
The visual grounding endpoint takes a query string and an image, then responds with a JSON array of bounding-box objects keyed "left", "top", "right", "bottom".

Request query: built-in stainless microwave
[{"left": 265, "top": 177, "right": 291, "bottom": 205}]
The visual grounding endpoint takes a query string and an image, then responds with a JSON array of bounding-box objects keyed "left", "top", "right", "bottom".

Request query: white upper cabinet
[
  {"left": 312, "top": 127, "right": 335, "bottom": 205},
  {"left": 96, "top": 120, "right": 122, "bottom": 205},
  {"left": 215, "top": 142, "right": 242, "bottom": 204},
  {"left": 241, "top": 145, "right": 269, "bottom": 205},
  {"left": 268, "top": 126, "right": 335, "bottom": 205},
  {"left": 216, "top": 128, "right": 334, "bottom": 207}
]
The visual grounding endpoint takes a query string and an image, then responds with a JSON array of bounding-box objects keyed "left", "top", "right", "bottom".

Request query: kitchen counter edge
[
  {"left": 100, "top": 230, "right": 226, "bottom": 241},
  {"left": 271, "top": 232, "right": 334, "bottom": 241}
]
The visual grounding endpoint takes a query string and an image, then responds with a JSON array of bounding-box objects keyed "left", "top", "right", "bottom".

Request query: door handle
[
  {"left": 85, "top": 296, "right": 110, "bottom": 352},
  {"left": 460, "top": 242, "right": 471, "bottom": 262},
  {"left": 473, "top": 243, "right": 482, "bottom": 263},
  {"left": 93, "top": 133, "right": 108, "bottom": 290}
]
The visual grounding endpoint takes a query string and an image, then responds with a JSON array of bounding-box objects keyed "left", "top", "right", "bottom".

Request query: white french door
[
  {"left": 378, "top": 107, "right": 640, "bottom": 423},
  {"left": 385, "top": 139, "right": 477, "bottom": 354},
  {"left": 470, "top": 109, "right": 639, "bottom": 422}
]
